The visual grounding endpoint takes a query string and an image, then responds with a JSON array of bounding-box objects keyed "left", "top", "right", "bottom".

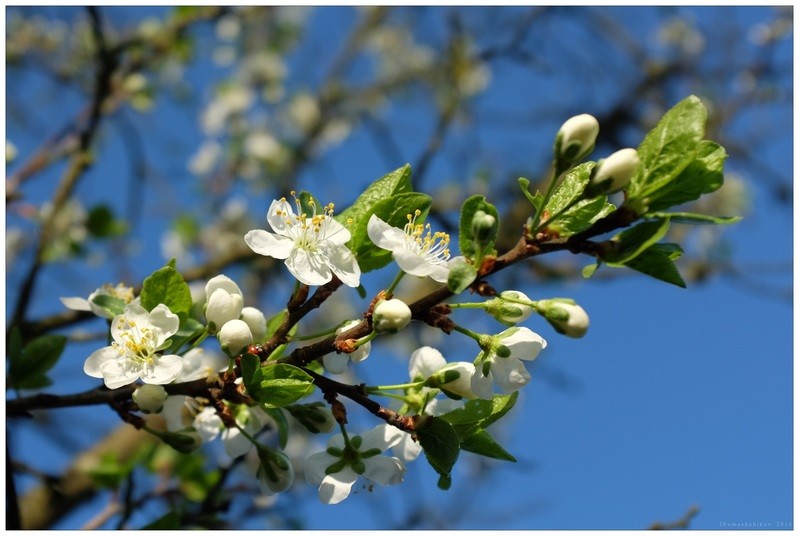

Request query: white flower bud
[
  {"left": 555, "top": 114, "right": 599, "bottom": 163},
  {"left": 586, "top": 148, "right": 640, "bottom": 196},
  {"left": 539, "top": 299, "right": 590, "bottom": 338},
  {"left": 132, "top": 384, "right": 168, "bottom": 414},
  {"left": 218, "top": 319, "right": 253, "bottom": 356},
  {"left": 373, "top": 298, "right": 412, "bottom": 333},
  {"left": 486, "top": 290, "right": 534, "bottom": 325},
  {"left": 241, "top": 306, "right": 267, "bottom": 342},
  {"left": 205, "top": 275, "right": 244, "bottom": 332},
  {"left": 432, "top": 362, "right": 477, "bottom": 399}
]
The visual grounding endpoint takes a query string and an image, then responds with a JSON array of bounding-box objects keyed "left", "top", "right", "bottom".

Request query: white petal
[
  {"left": 245, "top": 229, "right": 294, "bottom": 260},
  {"left": 409, "top": 346, "right": 446, "bottom": 380},
  {"left": 84, "top": 346, "right": 118, "bottom": 378},
  {"left": 323, "top": 353, "right": 350, "bottom": 375},
  {"left": 360, "top": 423, "right": 404, "bottom": 451},
  {"left": 140, "top": 354, "right": 183, "bottom": 385},
  {"left": 491, "top": 357, "right": 531, "bottom": 392},
  {"left": 367, "top": 214, "right": 406, "bottom": 250},
  {"left": 319, "top": 217, "right": 351, "bottom": 246},
  {"left": 286, "top": 248, "right": 332, "bottom": 286},
  {"left": 60, "top": 296, "right": 91, "bottom": 311},
  {"left": 363, "top": 455, "right": 405, "bottom": 486},
  {"left": 318, "top": 470, "right": 358, "bottom": 504},
  {"left": 426, "top": 263, "right": 451, "bottom": 283},
  {"left": 320, "top": 244, "right": 361, "bottom": 288},
  {"left": 161, "top": 396, "right": 194, "bottom": 432},
  {"left": 392, "top": 247, "right": 433, "bottom": 278},
  {"left": 222, "top": 428, "right": 252, "bottom": 459},
  {"left": 305, "top": 451, "right": 338, "bottom": 485},
  {"left": 204, "top": 275, "right": 242, "bottom": 300},
  {"left": 99, "top": 359, "right": 142, "bottom": 389},
  {"left": 206, "top": 288, "right": 244, "bottom": 328},
  {"left": 265, "top": 198, "right": 295, "bottom": 236},
  {"left": 427, "top": 397, "right": 462, "bottom": 416},
  {"left": 148, "top": 304, "right": 181, "bottom": 344},
  {"left": 470, "top": 369, "right": 495, "bottom": 400},
  {"left": 501, "top": 327, "right": 547, "bottom": 361},
  {"left": 193, "top": 407, "right": 222, "bottom": 442},
  {"left": 393, "top": 433, "right": 422, "bottom": 463}
]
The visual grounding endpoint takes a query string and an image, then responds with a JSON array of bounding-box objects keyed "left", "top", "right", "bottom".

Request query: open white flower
[
  {"left": 470, "top": 327, "right": 546, "bottom": 399},
  {"left": 176, "top": 347, "right": 228, "bottom": 382},
  {"left": 305, "top": 424, "right": 405, "bottom": 504},
  {"left": 83, "top": 303, "right": 183, "bottom": 389},
  {"left": 61, "top": 283, "right": 137, "bottom": 319},
  {"left": 323, "top": 320, "right": 371, "bottom": 374},
  {"left": 409, "top": 346, "right": 476, "bottom": 399},
  {"left": 245, "top": 196, "right": 361, "bottom": 287},
  {"left": 367, "top": 211, "right": 455, "bottom": 283}
]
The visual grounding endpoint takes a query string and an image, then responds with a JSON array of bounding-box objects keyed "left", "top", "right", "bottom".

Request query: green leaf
[
  {"left": 438, "top": 393, "right": 519, "bottom": 440},
  {"left": 266, "top": 309, "right": 287, "bottom": 338},
  {"left": 543, "top": 162, "right": 594, "bottom": 216},
  {"left": 240, "top": 352, "right": 263, "bottom": 398},
  {"left": 460, "top": 429, "right": 517, "bottom": 462},
  {"left": 90, "top": 294, "right": 126, "bottom": 318},
  {"left": 7, "top": 327, "right": 22, "bottom": 367},
  {"left": 415, "top": 416, "right": 460, "bottom": 481},
  {"left": 517, "top": 177, "right": 543, "bottom": 211},
  {"left": 647, "top": 211, "right": 741, "bottom": 225},
  {"left": 458, "top": 195, "right": 499, "bottom": 260},
  {"left": 348, "top": 192, "right": 432, "bottom": 273},
  {"left": 336, "top": 164, "right": 413, "bottom": 228},
  {"left": 296, "top": 190, "right": 322, "bottom": 218},
  {"left": 582, "top": 262, "right": 600, "bottom": 279},
  {"left": 164, "top": 317, "right": 206, "bottom": 354},
  {"left": 140, "top": 262, "right": 192, "bottom": 321},
  {"left": 626, "top": 95, "right": 707, "bottom": 204},
  {"left": 549, "top": 196, "right": 616, "bottom": 237},
  {"left": 9, "top": 335, "right": 67, "bottom": 390},
  {"left": 256, "top": 364, "right": 315, "bottom": 407},
  {"left": 87, "top": 205, "right": 125, "bottom": 238},
  {"left": 643, "top": 140, "right": 727, "bottom": 213},
  {"left": 446, "top": 259, "right": 477, "bottom": 294},
  {"left": 263, "top": 407, "right": 290, "bottom": 449},
  {"left": 602, "top": 219, "right": 670, "bottom": 265},
  {"left": 619, "top": 243, "right": 687, "bottom": 288}
]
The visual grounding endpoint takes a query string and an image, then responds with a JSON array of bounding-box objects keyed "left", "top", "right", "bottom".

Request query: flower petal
[
  {"left": 286, "top": 248, "right": 332, "bottom": 286},
  {"left": 392, "top": 247, "right": 433, "bottom": 278},
  {"left": 305, "top": 451, "right": 338, "bottom": 485},
  {"left": 266, "top": 198, "right": 295, "bottom": 236},
  {"left": 245, "top": 229, "right": 294, "bottom": 260},
  {"left": 363, "top": 455, "right": 405, "bottom": 486},
  {"left": 360, "top": 423, "right": 404, "bottom": 451},
  {"left": 409, "top": 346, "right": 446, "bottom": 381},
  {"left": 148, "top": 304, "right": 181, "bottom": 344},
  {"left": 393, "top": 433, "right": 422, "bottom": 463},
  {"left": 491, "top": 357, "right": 531, "bottom": 392},
  {"left": 367, "top": 214, "right": 406, "bottom": 251},
  {"left": 222, "top": 428, "right": 252, "bottom": 459},
  {"left": 319, "top": 217, "right": 351, "bottom": 246},
  {"left": 323, "top": 353, "right": 350, "bottom": 375},
  {"left": 99, "top": 359, "right": 142, "bottom": 389},
  {"left": 140, "top": 353, "right": 183, "bottom": 385},
  {"left": 204, "top": 275, "right": 242, "bottom": 300},
  {"left": 501, "top": 327, "right": 546, "bottom": 361},
  {"left": 320, "top": 243, "right": 361, "bottom": 288},
  {"left": 318, "top": 470, "right": 358, "bottom": 504},
  {"left": 60, "top": 296, "right": 91, "bottom": 311},
  {"left": 470, "top": 368, "right": 495, "bottom": 400},
  {"left": 193, "top": 406, "right": 222, "bottom": 442},
  {"left": 84, "top": 346, "right": 118, "bottom": 378}
]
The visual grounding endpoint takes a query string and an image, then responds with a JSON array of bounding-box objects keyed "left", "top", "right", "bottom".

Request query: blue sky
[{"left": 6, "top": 5, "right": 793, "bottom": 530}]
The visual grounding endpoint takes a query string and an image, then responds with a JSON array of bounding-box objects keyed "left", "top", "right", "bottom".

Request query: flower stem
[
  {"left": 366, "top": 380, "right": 425, "bottom": 392},
  {"left": 293, "top": 325, "right": 339, "bottom": 341},
  {"left": 184, "top": 327, "right": 210, "bottom": 353},
  {"left": 366, "top": 391, "right": 413, "bottom": 404},
  {"left": 385, "top": 270, "right": 405, "bottom": 296},
  {"left": 353, "top": 329, "right": 378, "bottom": 349},
  {"left": 448, "top": 301, "right": 487, "bottom": 310},
  {"left": 452, "top": 323, "right": 485, "bottom": 343}
]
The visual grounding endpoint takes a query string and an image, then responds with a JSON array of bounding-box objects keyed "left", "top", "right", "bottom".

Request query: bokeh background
[{"left": 5, "top": 5, "right": 793, "bottom": 530}]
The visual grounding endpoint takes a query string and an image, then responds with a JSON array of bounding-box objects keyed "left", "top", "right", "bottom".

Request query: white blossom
[
  {"left": 60, "top": 283, "right": 137, "bottom": 319},
  {"left": 176, "top": 347, "right": 228, "bottom": 382},
  {"left": 84, "top": 303, "right": 183, "bottom": 389},
  {"left": 409, "top": 346, "right": 476, "bottom": 400},
  {"left": 305, "top": 424, "right": 405, "bottom": 504},
  {"left": 218, "top": 319, "right": 253, "bottom": 356},
  {"left": 470, "top": 327, "right": 546, "bottom": 399},
  {"left": 367, "top": 211, "right": 456, "bottom": 283},
  {"left": 373, "top": 298, "right": 412, "bottom": 333},
  {"left": 245, "top": 196, "right": 361, "bottom": 287},
  {"left": 132, "top": 384, "right": 167, "bottom": 414}
]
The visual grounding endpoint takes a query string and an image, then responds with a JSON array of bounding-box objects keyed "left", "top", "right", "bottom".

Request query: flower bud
[
  {"left": 538, "top": 299, "right": 590, "bottom": 338},
  {"left": 555, "top": 114, "right": 599, "bottom": 164},
  {"left": 471, "top": 209, "right": 497, "bottom": 248},
  {"left": 373, "top": 298, "right": 412, "bottom": 333},
  {"left": 485, "top": 290, "right": 534, "bottom": 325},
  {"left": 218, "top": 319, "right": 254, "bottom": 356},
  {"left": 426, "top": 362, "right": 477, "bottom": 400},
  {"left": 205, "top": 275, "right": 244, "bottom": 332},
  {"left": 256, "top": 447, "right": 295, "bottom": 495},
  {"left": 585, "top": 148, "right": 640, "bottom": 197},
  {"left": 241, "top": 306, "right": 267, "bottom": 342},
  {"left": 132, "top": 384, "right": 168, "bottom": 414}
]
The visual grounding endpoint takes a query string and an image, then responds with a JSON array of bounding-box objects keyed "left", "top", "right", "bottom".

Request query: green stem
[
  {"left": 184, "top": 327, "right": 210, "bottom": 353},
  {"left": 448, "top": 302, "right": 487, "bottom": 310},
  {"left": 452, "top": 323, "right": 484, "bottom": 343},
  {"left": 353, "top": 329, "right": 378, "bottom": 349},
  {"left": 338, "top": 422, "right": 352, "bottom": 448},
  {"left": 366, "top": 391, "right": 412, "bottom": 404},
  {"left": 293, "top": 325, "right": 339, "bottom": 341},
  {"left": 385, "top": 270, "right": 405, "bottom": 296},
  {"left": 366, "top": 380, "right": 425, "bottom": 392}
]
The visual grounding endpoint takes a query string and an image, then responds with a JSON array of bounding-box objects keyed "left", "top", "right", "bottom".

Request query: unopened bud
[
  {"left": 555, "top": 114, "right": 599, "bottom": 164},
  {"left": 538, "top": 299, "right": 590, "bottom": 338},
  {"left": 485, "top": 290, "right": 534, "bottom": 325},
  {"left": 285, "top": 402, "right": 336, "bottom": 434},
  {"left": 240, "top": 306, "right": 267, "bottom": 342},
  {"left": 426, "top": 362, "right": 477, "bottom": 399},
  {"left": 585, "top": 148, "right": 640, "bottom": 197},
  {"left": 218, "top": 319, "right": 254, "bottom": 356},
  {"left": 471, "top": 209, "right": 497, "bottom": 247},
  {"left": 256, "top": 446, "right": 295, "bottom": 495},
  {"left": 373, "top": 298, "right": 412, "bottom": 333},
  {"left": 132, "top": 384, "right": 167, "bottom": 414}
]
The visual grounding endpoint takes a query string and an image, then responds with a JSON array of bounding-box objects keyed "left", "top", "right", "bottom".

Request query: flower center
[
  {"left": 112, "top": 317, "right": 157, "bottom": 364},
  {"left": 274, "top": 193, "right": 344, "bottom": 252},
  {"left": 403, "top": 209, "right": 450, "bottom": 264}
]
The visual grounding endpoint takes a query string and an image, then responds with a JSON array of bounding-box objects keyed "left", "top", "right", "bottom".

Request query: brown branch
[{"left": 649, "top": 505, "right": 700, "bottom": 530}]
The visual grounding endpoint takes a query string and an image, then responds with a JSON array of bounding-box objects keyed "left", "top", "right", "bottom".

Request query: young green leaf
[
  {"left": 90, "top": 294, "right": 126, "bottom": 318},
  {"left": 415, "top": 416, "right": 460, "bottom": 483},
  {"left": 646, "top": 211, "right": 742, "bottom": 225},
  {"left": 335, "top": 164, "right": 413, "bottom": 227},
  {"left": 140, "top": 262, "right": 192, "bottom": 321},
  {"left": 460, "top": 429, "right": 517, "bottom": 462},
  {"left": 517, "top": 177, "right": 544, "bottom": 211},
  {"left": 256, "top": 364, "right": 315, "bottom": 407},
  {"left": 602, "top": 219, "right": 670, "bottom": 265},
  {"left": 547, "top": 196, "right": 616, "bottom": 237},
  {"left": 8, "top": 334, "right": 67, "bottom": 390},
  {"left": 543, "top": 161, "right": 594, "bottom": 216},
  {"left": 616, "top": 243, "right": 687, "bottom": 288},
  {"left": 446, "top": 259, "right": 477, "bottom": 294}
]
